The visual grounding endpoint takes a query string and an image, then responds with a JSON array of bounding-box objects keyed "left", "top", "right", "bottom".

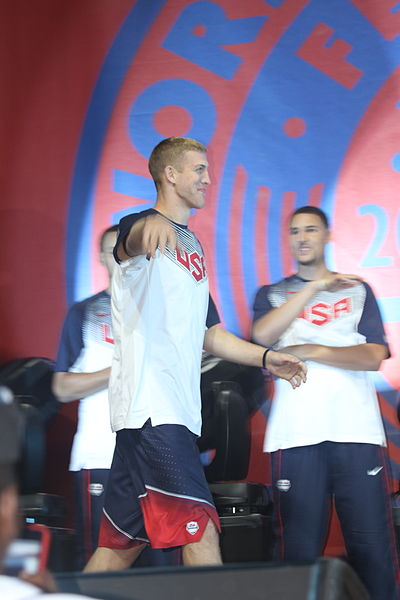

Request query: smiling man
[
  {"left": 84, "top": 137, "right": 307, "bottom": 572},
  {"left": 252, "top": 205, "right": 399, "bottom": 599}
]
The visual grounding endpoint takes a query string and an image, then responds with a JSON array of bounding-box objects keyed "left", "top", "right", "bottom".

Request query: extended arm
[
  {"left": 280, "top": 342, "right": 388, "bottom": 371},
  {"left": 203, "top": 325, "right": 307, "bottom": 388},
  {"left": 117, "top": 213, "right": 177, "bottom": 261},
  {"left": 52, "top": 368, "right": 111, "bottom": 403}
]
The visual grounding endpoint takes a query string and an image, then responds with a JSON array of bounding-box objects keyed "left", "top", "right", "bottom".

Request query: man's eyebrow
[{"left": 289, "top": 224, "right": 319, "bottom": 231}]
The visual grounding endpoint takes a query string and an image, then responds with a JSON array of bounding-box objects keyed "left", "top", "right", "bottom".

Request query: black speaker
[
  {"left": 55, "top": 557, "right": 368, "bottom": 600},
  {"left": 219, "top": 513, "right": 273, "bottom": 562}
]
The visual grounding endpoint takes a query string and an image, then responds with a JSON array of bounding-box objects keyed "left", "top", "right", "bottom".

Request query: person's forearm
[
  {"left": 252, "top": 281, "right": 321, "bottom": 346},
  {"left": 204, "top": 325, "right": 307, "bottom": 388},
  {"left": 52, "top": 368, "right": 111, "bottom": 402},
  {"left": 117, "top": 214, "right": 177, "bottom": 261},
  {"left": 117, "top": 219, "right": 146, "bottom": 261},
  {"left": 283, "top": 343, "right": 388, "bottom": 371},
  {"left": 204, "top": 326, "right": 264, "bottom": 367}
]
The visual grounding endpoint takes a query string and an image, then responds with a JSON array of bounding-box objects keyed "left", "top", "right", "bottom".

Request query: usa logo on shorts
[{"left": 186, "top": 521, "right": 200, "bottom": 535}]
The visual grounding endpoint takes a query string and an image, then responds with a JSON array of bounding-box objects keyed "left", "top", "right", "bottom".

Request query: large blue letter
[{"left": 163, "top": 1, "right": 266, "bottom": 79}]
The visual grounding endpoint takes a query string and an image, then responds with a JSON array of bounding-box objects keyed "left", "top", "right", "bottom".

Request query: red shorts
[{"left": 98, "top": 421, "right": 220, "bottom": 549}]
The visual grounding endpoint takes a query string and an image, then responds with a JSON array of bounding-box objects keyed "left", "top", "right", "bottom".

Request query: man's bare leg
[
  {"left": 182, "top": 519, "right": 222, "bottom": 566},
  {"left": 84, "top": 544, "right": 147, "bottom": 572}
]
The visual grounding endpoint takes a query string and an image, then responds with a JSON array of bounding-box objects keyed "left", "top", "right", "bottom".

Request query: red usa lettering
[
  {"left": 176, "top": 248, "right": 207, "bottom": 282},
  {"left": 299, "top": 297, "right": 352, "bottom": 326}
]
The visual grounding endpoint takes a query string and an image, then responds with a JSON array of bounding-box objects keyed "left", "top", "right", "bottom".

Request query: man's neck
[
  {"left": 297, "top": 263, "right": 330, "bottom": 281},
  {"left": 154, "top": 194, "right": 190, "bottom": 226}
]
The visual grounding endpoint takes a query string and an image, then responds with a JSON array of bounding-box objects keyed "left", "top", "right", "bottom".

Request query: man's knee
[{"left": 84, "top": 544, "right": 147, "bottom": 572}]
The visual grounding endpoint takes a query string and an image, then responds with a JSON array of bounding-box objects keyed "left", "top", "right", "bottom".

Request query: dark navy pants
[{"left": 271, "top": 442, "right": 399, "bottom": 600}]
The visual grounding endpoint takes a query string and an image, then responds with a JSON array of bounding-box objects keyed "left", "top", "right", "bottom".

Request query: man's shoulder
[
  {"left": 118, "top": 208, "right": 157, "bottom": 228},
  {"left": 68, "top": 290, "right": 109, "bottom": 313},
  {"left": 253, "top": 275, "right": 298, "bottom": 312},
  {"left": 357, "top": 280, "right": 373, "bottom": 295}
]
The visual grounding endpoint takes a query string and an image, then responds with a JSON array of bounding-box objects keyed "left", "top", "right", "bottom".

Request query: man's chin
[
  {"left": 194, "top": 198, "right": 206, "bottom": 210},
  {"left": 297, "top": 256, "right": 314, "bottom": 266}
]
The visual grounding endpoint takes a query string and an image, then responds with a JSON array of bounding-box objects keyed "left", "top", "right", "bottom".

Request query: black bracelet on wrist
[{"left": 262, "top": 347, "right": 273, "bottom": 369}]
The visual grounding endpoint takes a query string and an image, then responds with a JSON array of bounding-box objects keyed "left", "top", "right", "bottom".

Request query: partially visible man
[
  {"left": 52, "top": 225, "right": 118, "bottom": 568},
  {"left": 252, "top": 205, "right": 399, "bottom": 599},
  {"left": 84, "top": 137, "right": 307, "bottom": 573},
  {"left": 0, "top": 387, "right": 100, "bottom": 598}
]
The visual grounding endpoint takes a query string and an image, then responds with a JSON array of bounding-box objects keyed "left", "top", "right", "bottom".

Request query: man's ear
[
  {"left": 326, "top": 228, "right": 332, "bottom": 244},
  {"left": 164, "top": 165, "right": 176, "bottom": 184}
]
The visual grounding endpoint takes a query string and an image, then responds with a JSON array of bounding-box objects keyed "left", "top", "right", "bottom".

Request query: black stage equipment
[
  {"left": 55, "top": 557, "right": 369, "bottom": 600},
  {"left": 0, "top": 359, "right": 77, "bottom": 570},
  {"left": 0, "top": 357, "right": 59, "bottom": 493},
  {"left": 198, "top": 358, "right": 274, "bottom": 563}
]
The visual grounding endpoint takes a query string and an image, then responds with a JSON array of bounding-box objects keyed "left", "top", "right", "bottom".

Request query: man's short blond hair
[{"left": 148, "top": 137, "right": 207, "bottom": 189}]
